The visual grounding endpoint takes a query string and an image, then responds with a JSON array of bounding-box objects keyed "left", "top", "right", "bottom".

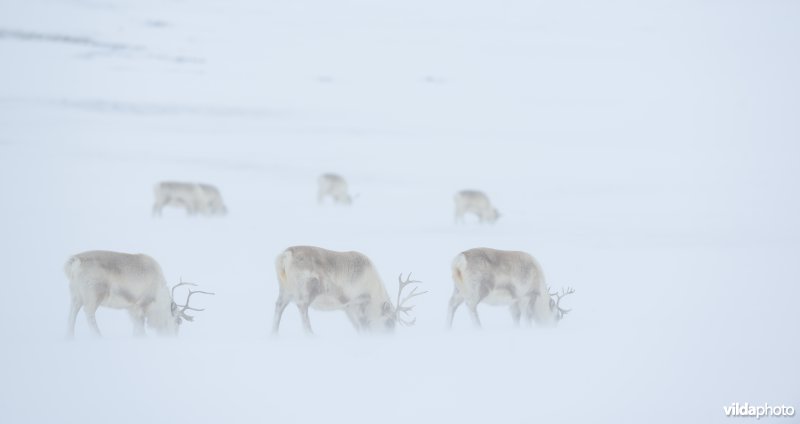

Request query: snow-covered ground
[{"left": 0, "top": 0, "right": 798, "bottom": 422}]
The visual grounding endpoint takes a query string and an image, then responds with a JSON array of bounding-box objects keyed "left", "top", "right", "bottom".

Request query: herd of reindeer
[{"left": 65, "top": 173, "right": 575, "bottom": 338}]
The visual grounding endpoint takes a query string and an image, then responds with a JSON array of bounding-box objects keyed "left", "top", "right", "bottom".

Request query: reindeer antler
[
  {"left": 549, "top": 286, "right": 575, "bottom": 317},
  {"left": 395, "top": 273, "right": 427, "bottom": 327},
  {"left": 171, "top": 279, "right": 196, "bottom": 299},
  {"left": 171, "top": 278, "right": 215, "bottom": 322}
]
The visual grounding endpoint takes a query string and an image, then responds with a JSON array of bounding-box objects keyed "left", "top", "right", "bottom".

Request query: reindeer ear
[
  {"left": 382, "top": 301, "right": 392, "bottom": 314},
  {"left": 549, "top": 298, "right": 555, "bottom": 309}
]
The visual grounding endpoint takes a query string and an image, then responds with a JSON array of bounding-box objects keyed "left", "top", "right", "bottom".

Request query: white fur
[
  {"left": 152, "top": 181, "right": 228, "bottom": 216},
  {"left": 64, "top": 250, "right": 179, "bottom": 338},
  {"left": 317, "top": 173, "right": 352, "bottom": 205},
  {"left": 454, "top": 190, "right": 499, "bottom": 223},
  {"left": 273, "top": 246, "right": 404, "bottom": 334},
  {"left": 447, "top": 247, "right": 563, "bottom": 328}
]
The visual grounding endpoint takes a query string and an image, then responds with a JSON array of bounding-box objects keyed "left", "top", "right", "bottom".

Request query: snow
[{"left": 0, "top": 0, "right": 798, "bottom": 422}]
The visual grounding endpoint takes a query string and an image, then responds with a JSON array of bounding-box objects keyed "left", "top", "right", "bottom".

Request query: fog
[{"left": 0, "top": 0, "right": 798, "bottom": 422}]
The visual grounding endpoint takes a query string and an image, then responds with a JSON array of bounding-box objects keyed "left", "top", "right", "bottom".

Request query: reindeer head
[
  {"left": 377, "top": 273, "right": 427, "bottom": 332},
  {"left": 532, "top": 286, "right": 575, "bottom": 327},
  {"left": 340, "top": 193, "right": 353, "bottom": 205},
  {"left": 163, "top": 280, "right": 215, "bottom": 335}
]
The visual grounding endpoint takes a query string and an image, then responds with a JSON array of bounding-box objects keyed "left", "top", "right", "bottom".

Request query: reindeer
[
  {"left": 454, "top": 190, "right": 500, "bottom": 223},
  {"left": 64, "top": 250, "right": 214, "bottom": 338},
  {"left": 197, "top": 183, "right": 228, "bottom": 215},
  {"left": 447, "top": 247, "right": 573, "bottom": 328},
  {"left": 152, "top": 181, "right": 228, "bottom": 216},
  {"left": 272, "top": 246, "right": 426, "bottom": 334},
  {"left": 317, "top": 173, "right": 353, "bottom": 205}
]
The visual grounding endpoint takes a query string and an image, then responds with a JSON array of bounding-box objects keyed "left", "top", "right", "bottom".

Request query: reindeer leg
[
  {"left": 446, "top": 288, "right": 464, "bottom": 329},
  {"left": 345, "top": 306, "right": 367, "bottom": 332},
  {"left": 297, "top": 277, "right": 322, "bottom": 335},
  {"left": 297, "top": 304, "right": 313, "bottom": 334},
  {"left": 272, "top": 294, "right": 290, "bottom": 334},
  {"left": 66, "top": 296, "right": 82, "bottom": 339},
  {"left": 510, "top": 302, "right": 522, "bottom": 326},
  {"left": 467, "top": 279, "right": 492, "bottom": 328},
  {"left": 129, "top": 310, "right": 145, "bottom": 337},
  {"left": 467, "top": 303, "right": 482, "bottom": 328},
  {"left": 83, "top": 303, "right": 102, "bottom": 337},
  {"left": 522, "top": 295, "right": 536, "bottom": 327},
  {"left": 344, "top": 306, "right": 360, "bottom": 331},
  {"left": 82, "top": 281, "right": 108, "bottom": 337},
  {"left": 153, "top": 193, "right": 170, "bottom": 216}
]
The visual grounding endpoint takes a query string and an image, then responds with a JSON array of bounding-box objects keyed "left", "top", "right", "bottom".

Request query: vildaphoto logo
[{"left": 724, "top": 403, "right": 795, "bottom": 419}]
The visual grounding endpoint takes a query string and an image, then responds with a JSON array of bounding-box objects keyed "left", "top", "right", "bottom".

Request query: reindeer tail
[
  {"left": 274, "top": 249, "right": 292, "bottom": 288},
  {"left": 451, "top": 253, "right": 467, "bottom": 285},
  {"left": 63, "top": 255, "right": 82, "bottom": 282}
]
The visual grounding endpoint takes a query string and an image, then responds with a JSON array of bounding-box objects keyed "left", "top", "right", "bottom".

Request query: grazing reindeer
[
  {"left": 447, "top": 247, "right": 573, "bottom": 328},
  {"left": 64, "top": 250, "right": 214, "bottom": 338},
  {"left": 272, "top": 246, "right": 426, "bottom": 334},
  {"left": 454, "top": 190, "right": 500, "bottom": 223},
  {"left": 197, "top": 183, "right": 228, "bottom": 215},
  {"left": 317, "top": 173, "right": 353, "bottom": 205},
  {"left": 152, "top": 181, "right": 228, "bottom": 216}
]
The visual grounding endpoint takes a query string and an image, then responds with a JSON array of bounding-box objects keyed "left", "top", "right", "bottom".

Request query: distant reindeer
[
  {"left": 197, "top": 183, "right": 228, "bottom": 214},
  {"left": 152, "top": 181, "right": 228, "bottom": 216},
  {"left": 317, "top": 173, "right": 353, "bottom": 205},
  {"left": 454, "top": 190, "right": 500, "bottom": 223},
  {"left": 64, "top": 250, "right": 214, "bottom": 338},
  {"left": 447, "top": 248, "right": 573, "bottom": 328},
  {"left": 273, "top": 246, "right": 426, "bottom": 334}
]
